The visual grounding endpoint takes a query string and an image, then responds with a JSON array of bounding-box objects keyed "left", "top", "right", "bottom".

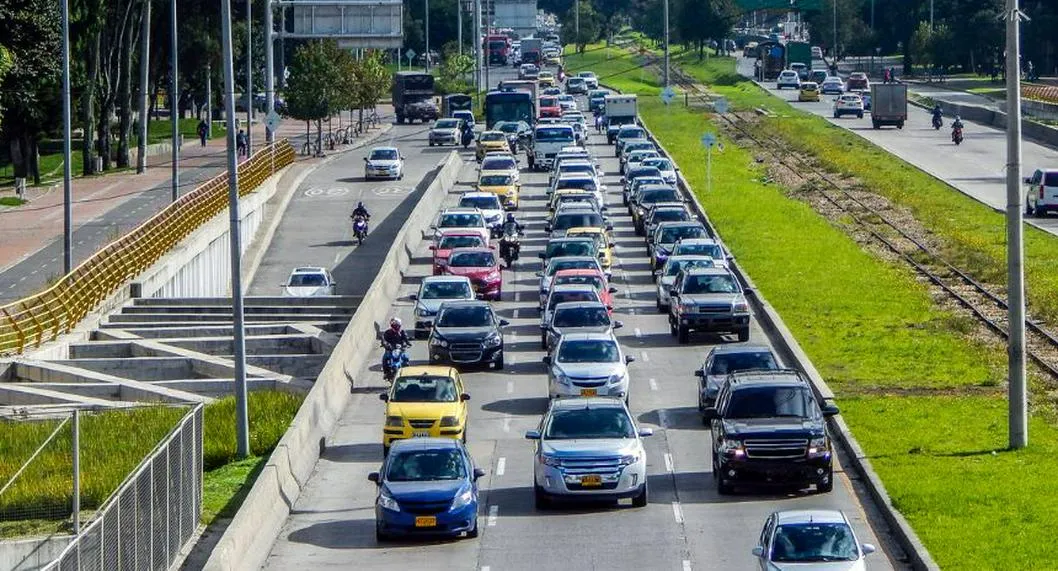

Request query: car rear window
[{"left": 1046, "top": 173, "right": 1058, "bottom": 186}]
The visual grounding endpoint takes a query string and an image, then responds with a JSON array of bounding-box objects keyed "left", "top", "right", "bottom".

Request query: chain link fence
[{"left": 37, "top": 404, "right": 203, "bottom": 571}]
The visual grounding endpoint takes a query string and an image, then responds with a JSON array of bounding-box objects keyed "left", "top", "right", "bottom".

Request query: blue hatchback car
[{"left": 369, "top": 438, "right": 485, "bottom": 541}]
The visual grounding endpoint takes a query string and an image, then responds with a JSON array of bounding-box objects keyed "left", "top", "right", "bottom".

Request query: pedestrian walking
[
  {"left": 197, "top": 119, "right": 208, "bottom": 146},
  {"left": 236, "top": 129, "right": 248, "bottom": 157}
]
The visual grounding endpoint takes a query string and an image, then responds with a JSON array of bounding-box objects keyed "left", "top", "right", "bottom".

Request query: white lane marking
[
  {"left": 507, "top": 381, "right": 514, "bottom": 394},
  {"left": 515, "top": 290, "right": 522, "bottom": 302},
  {"left": 482, "top": 567, "right": 491, "bottom": 571},
  {"left": 502, "top": 416, "right": 511, "bottom": 433},
  {"left": 683, "top": 561, "right": 692, "bottom": 571},
  {"left": 672, "top": 501, "right": 684, "bottom": 523},
  {"left": 510, "top": 331, "right": 518, "bottom": 343},
  {"left": 641, "top": 352, "right": 650, "bottom": 362},
  {"left": 509, "top": 353, "right": 518, "bottom": 365},
  {"left": 633, "top": 327, "right": 642, "bottom": 338},
  {"left": 333, "top": 251, "right": 341, "bottom": 265},
  {"left": 513, "top": 308, "right": 520, "bottom": 319},
  {"left": 649, "top": 378, "right": 658, "bottom": 391},
  {"left": 658, "top": 409, "right": 670, "bottom": 428},
  {"left": 664, "top": 453, "right": 674, "bottom": 473},
  {"left": 496, "top": 457, "right": 506, "bottom": 476},
  {"left": 487, "top": 505, "right": 499, "bottom": 526}
]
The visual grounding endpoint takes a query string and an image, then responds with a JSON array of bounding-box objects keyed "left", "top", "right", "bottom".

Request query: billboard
[{"left": 280, "top": 0, "right": 404, "bottom": 49}]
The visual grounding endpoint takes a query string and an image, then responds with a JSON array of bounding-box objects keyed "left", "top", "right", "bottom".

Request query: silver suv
[
  {"left": 1025, "top": 168, "right": 1058, "bottom": 217},
  {"left": 540, "top": 301, "right": 622, "bottom": 351},
  {"left": 543, "top": 331, "right": 634, "bottom": 401},
  {"left": 668, "top": 267, "right": 751, "bottom": 343},
  {"left": 526, "top": 397, "right": 652, "bottom": 509}
]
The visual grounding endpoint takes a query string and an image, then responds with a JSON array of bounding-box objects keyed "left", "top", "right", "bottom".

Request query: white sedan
[
  {"left": 281, "top": 267, "right": 337, "bottom": 297},
  {"left": 364, "top": 146, "right": 404, "bottom": 180}
]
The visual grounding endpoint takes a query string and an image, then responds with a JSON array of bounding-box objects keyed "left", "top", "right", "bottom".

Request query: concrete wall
[
  {"left": 200, "top": 151, "right": 465, "bottom": 571},
  {"left": 0, "top": 536, "right": 72, "bottom": 571}
]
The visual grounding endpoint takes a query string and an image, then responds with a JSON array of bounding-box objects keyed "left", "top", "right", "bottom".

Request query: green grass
[
  {"left": 0, "top": 196, "right": 26, "bottom": 207},
  {"left": 0, "top": 391, "right": 302, "bottom": 538}
]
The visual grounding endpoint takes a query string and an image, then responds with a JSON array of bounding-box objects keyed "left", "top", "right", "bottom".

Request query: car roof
[
  {"left": 291, "top": 266, "right": 327, "bottom": 274},
  {"left": 550, "top": 283, "right": 599, "bottom": 294},
  {"left": 438, "top": 299, "right": 491, "bottom": 309},
  {"left": 388, "top": 437, "right": 465, "bottom": 453},
  {"left": 708, "top": 343, "right": 774, "bottom": 356},
  {"left": 773, "top": 509, "right": 850, "bottom": 526},
  {"left": 682, "top": 266, "right": 731, "bottom": 277},
  {"left": 421, "top": 275, "right": 473, "bottom": 284},
  {"left": 461, "top": 191, "right": 502, "bottom": 199},
  {"left": 397, "top": 365, "right": 460, "bottom": 378},
  {"left": 438, "top": 229, "right": 485, "bottom": 238},
  {"left": 677, "top": 237, "right": 720, "bottom": 246},
  {"left": 554, "top": 268, "right": 605, "bottom": 278},
  {"left": 548, "top": 236, "right": 595, "bottom": 243},
  {"left": 666, "top": 254, "right": 715, "bottom": 265},
  {"left": 441, "top": 207, "right": 484, "bottom": 216},
  {"left": 658, "top": 221, "right": 705, "bottom": 229},
  {"left": 727, "top": 369, "right": 807, "bottom": 388},
  {"left": 370, "top": 146, "right": 399, "bottom": 152},
  {"left": 558, "top": 330, "right": 618, "bottom": 342},
  {"left": 549, "top": 396, "right": 627, "bottom": 410},
  {"left": 553, "top": 300, "right": 608, "bottom": 311},
  {"left": 548, "top": 255, "right": 599, "bottom": 265}
]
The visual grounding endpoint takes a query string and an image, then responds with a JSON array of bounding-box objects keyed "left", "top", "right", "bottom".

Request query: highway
[
  {"left": 734, "top": 57, "right": 1058, "bottom": 234},
  {"left": 258, "top": 65, "right": 905, "bottom": 570}
]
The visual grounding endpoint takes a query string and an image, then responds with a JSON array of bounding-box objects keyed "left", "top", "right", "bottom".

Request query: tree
[
  {"left": 436, "top": 46, "right": 475, "bottom": 95},
  {"left": 676, "top": 0, "right": 737, "bottom": 59},
  {"left": 345, "top": 50, "right": 390, "bottom": 128},
  {"left": 560, "top": 0, "right": 601, "bottom": 53},
  {"left": 908, "top": 20, "right": 933, "bottom": 72},
  {"left": 285, "top": 40, "right": 344, "bottom": 153},
  {"left": 0, "top": 46, "right": 12, "bottom": 131}
]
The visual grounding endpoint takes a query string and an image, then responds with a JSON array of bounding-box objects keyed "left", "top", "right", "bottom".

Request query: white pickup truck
[{"left": 528, "top": 123, "right": 576, "bottom": 171}]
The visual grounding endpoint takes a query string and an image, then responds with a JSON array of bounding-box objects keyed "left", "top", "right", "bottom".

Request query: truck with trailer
[
  {"left": 755, "top": 41, "right": 786, "bottom": 81},
  {"left": 603, "top": 94, "right": 638, "bottom": 144},
  {"left": 392, "top": 71, "right": 438, "bottom": 124},
  {"left": 870, "top": 83, "right": 908, "bottom": 129},
  {"left": 492, "top": 0, "right": 537, "bottom": 39}
]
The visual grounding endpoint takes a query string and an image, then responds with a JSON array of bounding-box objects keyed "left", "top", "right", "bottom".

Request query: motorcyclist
[
  {"left": 351, "top": 201, "right": 370, "bottom": 220},
  {"left": 382, "top": 317, "right": 411, "bottom": 349},
  {"left": 951, "top": 115, "right": 964, "bottom": 143},
  {"left": 952, "top": 115, "right": 964, "bottom": 131},
  {"left": 931, "top": 104, "right": 943, "bottom": 128},
  {"left": 460, "top": 121, "right": 474, "bottom": 147},
  {"left": 500, "top": 213, "right": 524, "bottom": 236},
  {"left": 499, "top": 213, "right": 523, "bottom": 266}
]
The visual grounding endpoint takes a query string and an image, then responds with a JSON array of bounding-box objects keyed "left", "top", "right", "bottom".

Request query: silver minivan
[{"left": 1025, "top": 168, "right": 1058, "bottom": 217}]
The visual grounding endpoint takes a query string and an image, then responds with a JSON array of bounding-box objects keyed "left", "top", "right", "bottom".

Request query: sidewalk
[{"left": 0, "top": 110, "right": 378, "bottom": 302}]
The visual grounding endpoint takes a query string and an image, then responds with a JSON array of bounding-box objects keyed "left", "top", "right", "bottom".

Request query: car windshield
[
  {"left": 391, "top": 376, "right": 460, "bottom": 402},
  {"left": 536, "top": 127, "right": 574, "bottom": 141},
  {"left": 436, "top": 305, "right": 492, "bottom": 327},
  {"left": 421, "top": 281, "right": 473, "bottom": 299},
  {"left": 439, "top": 213, "right": 483, "bottom": 227},
  {"left": 449, "top": 251, "right": 495, "bottom": 267},
  {"left": 540, "top": 97, "right": 558, "bottom": 107},
  {"left": 771, "top": 523, "right": 859, "bottom": 563},
  {"left": 660, "top": 225, "right": 707, "bottom": 243},
  {"left": 553, "top": 306, "right": 611, "bottom": 327},
  {"left": 674, "top": 243, "right": 723, "bottom": 258},
  {"left": 568, "top": 78, "right": 584, "bottom": 85},
  {"left": 665, "top": 258, "right": 714, "bottom": 276},
  {"left": 641, "top": 189, "right": 681, "bottom": 204},
  {"left": 644, "top": 159, "right": 673, "bottom": 171},
  {"left": 633, "top": 177, "right": 665, "bottom": 190},
  {"left": 549, "top": 259, "right": 599, "bottom": 275},
  {"left": 549, "top": 290, "right": 600, "bottom": 309},
  {"left": 544, "top": 408, "right": 635, "bottom": 439},
  {"left": 727, "top": 386, "right": 812, "bottom": 418},
  {"left": 496, "top": 123, "right": 519, "bottom": 133},
  {"left": 288, "top": 273, "right": 327, "bottom": 286},
  {"left": 460, "top": 196, "right": 502, "bottom": 210},
  {"left": 709, "top": 352, "right": 778, "bottom": 374},
  {"left": 556, "top": 338, "right": 619, "bottom": 363},
  {"left": 557, "top": 179, "right": 597, "bottom": 191},
  {"left": 438, "top": 235, "right": 483, "bottom": 250},
  {"left": 553, "top": 212, "right": 604, "bottom": 231},
  {"left": 681, "top": 273, "right": 738, "bottom": 294},
  {"left": 386, "top": 449, "right": 466, "bottom": 482},
  {"left": 436, "top": 120, "right": 460, "bottom": 129},
  {"left": 481, "top": 132, "right": 506, "bottom": 142},
  {"left": 480, "top": 174, "right": 514, "bottom": 186},
  {"left": 652, "top": 209, "right": 689, "bottom": 224},
  {"left": 546, "top": 241, "right": 594, "bottom": 257},
  {"left": 620, "top": 128, "right": 645, "bottom": 139},
  {"left": 561, "top": 164, "right": 594, "bottom": 175},
  {"left": 482, "top": 157, "right": 516, "bottom": 171},
  {"left": 370, "top": 149, "right": 398, "bottom": 160}
]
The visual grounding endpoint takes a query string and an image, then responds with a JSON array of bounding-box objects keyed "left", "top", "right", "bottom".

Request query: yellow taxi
[
  {"left": 545, "top": 53, "right": 562, "bottom": 66},
  {"left": 548, "top": 189, "right": 597, "bottom": 215},
  {"left": 798, "top": 82, "right": 820, "bottom": 102},
  {"left": 537, "top": 71, "right": 556, "bottom": 88},
  {"left": 565, "top": 226, "right": 614, "bottom": 271},
  {"left": 476, "top": 131, "right": 510, "bottom": 161},
  {"left": 381, "top": 366, "right": 469, "bottom": 453},
  {"left": 478, "top": 170, "right": 520, "bottom": 209}
]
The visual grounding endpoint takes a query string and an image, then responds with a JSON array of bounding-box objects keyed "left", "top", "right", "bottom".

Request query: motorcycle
[
  {"left": 499, "top": 228, "right": 521, "bottom": 268},
  {"left": 932, "top": 114, "right": 943, "bottom": 130},
  {"left": 952, "top": 125, "right": 963, "bottom": 145},
  {"left": 381, "top": 341, "right": 410, "bottom": 383},
  {"left": 461, "top": 128, "right": 474, "bottom": 149},
  {"left": 352, "top": 215, "right": 369, "bottom": 245}
]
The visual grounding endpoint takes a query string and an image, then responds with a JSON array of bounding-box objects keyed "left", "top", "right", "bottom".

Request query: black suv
[
  {"left": 428, "top": 300, "right": 509, "bottom": 369},
  {"left": 703, "top": 370, "right": 839, "bottom": 495}
]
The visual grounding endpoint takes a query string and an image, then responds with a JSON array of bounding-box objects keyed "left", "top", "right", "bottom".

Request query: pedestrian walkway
[{"left": 0, "top": 110, "right": 381, "bottom": 303}]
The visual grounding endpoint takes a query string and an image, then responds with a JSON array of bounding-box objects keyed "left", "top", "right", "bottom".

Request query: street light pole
[
  {"left": 575, "top": 0, "right": 579, "bottom": 44},
  {"left": 457, "top": 1, "right": 463, "bottom": 56},
  {"left": 170, "top": 0, "right": 179, "bottom": 201},
  {"left": 207, "top": 63, "right": 213, "bottom": 138},
  {"left": 425, "top": 0, "right": 431, "bottom": 73},
  {"left": 663, "top": 0, "right": 669, "bottom": 87},
  {"left": 265, "top": 0, "right": 275, "bottom": 144},
  {"left": 61, "top": 0, "right": 72, "bottom": 274},
  {"left": 246, "top": 0, "right": 253, "bottom": 155},
  {"left": 832, "top": 0, "right": 837, "bottom": 61},
  {"left": 1005, "top": 0, "right": 1027, "bottom": 449},
  {"left": 930, "top": 0, "right": 934, "bottom": 32},
  {"left": 220, "top": 0, "right": 251, "bottom": 459},
  {"left": 137, "top": 0, "right": 151, "bottom": 174}
]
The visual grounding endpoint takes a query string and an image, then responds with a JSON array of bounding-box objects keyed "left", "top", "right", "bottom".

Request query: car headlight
[
  {"left": 809, "top": 436, "right": 829, "bottom": 456},
  {"left": 386, "top": 415, "right": 404, "bottom": 427},
  {"left": 553, "top": 371, "right": 570, "bottom": 385},
  {"left": 720, "top": 439, "right": 745, "bottom": 456},
  {"left": 619, "top": 453, "right": 640, "bottom": 465},
  {"left": 450, "top": 487, "right": 475, "bottom": 510},
  {"left": 732, "top": 297, "right": 749, "bottom": 313},
  {"left": 678, "top": 302, "right": 695, "bottom": 313},
  {"left": 607, "top": 373, "right": 626, "bottom": 386},
  {"left": 415, "top": 305, "right": 435, "bottom": 318},
  {"left": 440, "top": 416, "right": 460, "bottom": 427},
  {"left": 378, "top": 490, "right": 400, "bottom": 512},
  {"left": 539, "top": 454, "right": 563, "bottom": 467},
  {"left": 483, "top": 333, "right": 502, "bottom": 348},
  {"left": 431, "top": 336, "right": 449, "bottom": 348},
  {"left": 486, "top": 270, "right": 501, "bottom": 282}
]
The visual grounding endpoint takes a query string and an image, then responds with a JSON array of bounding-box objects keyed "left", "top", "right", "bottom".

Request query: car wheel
[
  {"left": 429, "top": 141, "right": 435, "bottom": 147},
  {"left": 817, "top": 468, "right": 834, "bottom": 493},
  {"left": 534, "top": 485, "right": 551, "bottom": 510},
  {"left": 737, "top": 327, "right": 750, "bottom": 342},
  {"left": 541, "top": 333, "right": 548, "bottom": 350},
  {"left": 657, "top": 299, "right": 666, "bottom": 313},
  {"left": 1026, "top": 202, "right": 1034, "bottom": 216},
  {"left": 376, "top": 524, "right": 391, "bottom": 542},
  {"left": 669, "top": 317, "right": 677, "bottom": 336},
  {"left": 495, "top": 352, "right": 505, "bottom": 370},
  {"left": 858, "top": 112, "right": 864, "bottom": 119},
  {"left": 677, "top": 325, "right": 690, "bottom": 344},
  {"left": 466, "top": 516, "right": 479, "bottom": 538},
  {"left": 632, "top": 483, "right": 648, "bottom": 507}
]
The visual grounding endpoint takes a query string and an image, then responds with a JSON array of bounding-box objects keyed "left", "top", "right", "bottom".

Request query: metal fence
[{"left": 42, "top": 404, "right": 203, "bottom": 571}]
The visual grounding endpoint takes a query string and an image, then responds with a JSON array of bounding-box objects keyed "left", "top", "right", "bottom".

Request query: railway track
[{"left": 665, "top": 65, "right": 1058, "bottom": 381}]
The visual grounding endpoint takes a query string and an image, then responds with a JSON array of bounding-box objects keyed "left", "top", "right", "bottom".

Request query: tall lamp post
[
  {"left": 60, "top": 0, "right": 73, "bottom": 274},
  {"left": 265, "top": 0, "right": 275, "bottom": 144},
  {"left": 170, "top": 0, "right": 179, "bottom": 201},
  {"left": 425, "top": 0, "right": 431, "bottom": 72}
]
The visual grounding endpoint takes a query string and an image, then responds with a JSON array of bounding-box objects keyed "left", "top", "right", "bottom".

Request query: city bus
[{"left": 484, "top": 90, "right": 535, "bottom": 129}]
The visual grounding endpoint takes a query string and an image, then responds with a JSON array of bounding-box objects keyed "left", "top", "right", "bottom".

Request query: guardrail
[{"left": 0, "top": 141, "right": 295, "bottom": 356}]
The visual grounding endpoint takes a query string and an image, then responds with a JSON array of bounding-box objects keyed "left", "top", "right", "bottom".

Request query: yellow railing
[{"left": 0, "top": 140, "right": 296, "bottom": 356}]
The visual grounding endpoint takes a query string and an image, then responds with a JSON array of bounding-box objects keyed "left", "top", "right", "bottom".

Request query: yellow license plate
[
  {"left": 415, "top": 516, "right": 437, "bottom": 527},
  {"left": 580, "top": 474, "right": 602, "bottom": 486},
  {"left": 413, "top": 431, "right": 430, "bottom": 437},
  {"left": 580, "top": 388, "right": 597, "bottom": 397}
]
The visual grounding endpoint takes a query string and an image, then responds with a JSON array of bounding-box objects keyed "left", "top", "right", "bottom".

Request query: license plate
[
  {"left": 413, "top": 431, "right": 430, "bottom": 437},
  {"left": 580, "top": 474, "right": 602, "bottom": 486},
  {"left": 580, "top": 388, "right": 597, "bottom": 397},
  {"left": 415, "top": 516, "right": 437, "bottom": 527}
]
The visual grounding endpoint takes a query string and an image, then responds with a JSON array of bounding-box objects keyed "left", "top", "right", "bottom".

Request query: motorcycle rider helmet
[
  {"left": 506, "top": 213, "right": 516, "bottom": 223},
  {"left": 389, "top": 317, "right": 402, "bottom": 331}
]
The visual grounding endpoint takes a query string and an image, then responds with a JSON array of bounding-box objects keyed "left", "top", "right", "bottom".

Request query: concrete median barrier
[{"left": 200, "top": 150, "right": 464, "bottom": 571}]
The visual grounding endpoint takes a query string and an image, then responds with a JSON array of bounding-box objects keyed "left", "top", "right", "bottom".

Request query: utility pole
[
  {"left": 170, "top": 0, "right": 179, "bottom": 201},
  {"left": 474, "top": 0, "right": 482, "bottom": 93},
  {"left": 265, "top": 0, "right": 275, "bottom": 144},
  {"left": 457, "top": 0, "right": 463, "bottom": 56},
  {"left": 207, "top": 63, "right": 213, "bottom": 138},
  {"left": 930, "top": 0, "right": 934, "bottom": 32},
  {"left": 663, "top": 0, "right": 669, "bottom": 87},
  {"left": 425, "top": 0, "right": 431, "bottom": 72},
  {"left": 575, "top": 0, "right": 579, "bottom": 44},
  {"left": 1005, "top": 0, "right": 1027, "bottom": 449},
  {"left": 137, "top": 0, "right": 151, "bottom": 174},
  {"left": 246, "top": 0, "right": 253, "bottom": 155},
  {"left": 832, "top": 0, "right": 837, "bottom": 61},
  {"left": 220, "top": 0, "right": 251, "bottom": 458},
  {"left": 61, "top": 0, "right": 73, "bottom": 275}
]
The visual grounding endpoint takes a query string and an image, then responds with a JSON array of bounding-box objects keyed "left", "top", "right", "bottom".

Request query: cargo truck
[
  {"left": 520, "top": 38, "right": 542, "bottom": 65},
  {"left": 392, "top": 71, "right": 438, "bottom": 124},
  {"left": 870, "top": 84, "right": 908, "bottom": 129},
  {"left": 603, "top": 94, "right": 638, "bottom": 144},
  {"left": 486, "top": 34, "right": 511, "bottom": 65}
]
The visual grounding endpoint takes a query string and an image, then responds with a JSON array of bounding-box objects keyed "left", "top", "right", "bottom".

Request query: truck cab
[
  {"left": 528, "top": 124, "right": 576, "bottom": 171},
  {"left": 392, "top": 72, "right": 438, "bottom": 124}
]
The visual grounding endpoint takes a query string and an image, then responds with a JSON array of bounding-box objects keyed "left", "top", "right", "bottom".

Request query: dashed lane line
[
  {"left": 487, "top": 505, "right": 499, "bottom": 526},
  {"left": 649, "top": 378, "right": 658, "bottom": 391},
  {"left": 671, "top": 501, "right": 684, "bottom": 524},
  {"left": 496, "top": 457, "right": 506, "bottom": 476}
]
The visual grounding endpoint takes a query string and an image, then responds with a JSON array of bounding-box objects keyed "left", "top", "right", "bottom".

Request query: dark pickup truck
[{"left": 392, "top": 71, "right": 439, "bottom": 124}]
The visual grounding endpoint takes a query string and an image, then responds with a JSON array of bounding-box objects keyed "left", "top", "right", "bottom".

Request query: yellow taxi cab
[
  {"left": 545, "top": 53, "right": 562, "bottom": 66},
  {"left": 476, "top": 131, "right": 510, "bottom": 161},
  {"left": 547, "top": 189, "right": 597, "bottom": 215},
  {"left": 565, "top": 226, "right": 614, "bottom": 271},
  {"left": 478, "top": 170, "right": 520, "bottom": 209},
  {"left": 381, "top": 366, "right": 469, "bottom": 453},
  {"left": 798, "top": 82, "right": 820, "bottom": 102},
  {"left": 537, "top": 71, "right": 556, "bottom": 88}
]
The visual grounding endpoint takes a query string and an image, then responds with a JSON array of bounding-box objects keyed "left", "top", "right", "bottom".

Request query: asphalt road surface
[
  {"left": 735, "top": 57, "right": 1058, "bottom": 235},
  {"left": 259, "top": 68, "right": 905, "bottom": 571}
]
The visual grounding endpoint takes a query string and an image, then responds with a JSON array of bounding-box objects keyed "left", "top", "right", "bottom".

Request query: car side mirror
[
  {"left": 409, "top": 293, "right": 418, "bottom": 300},
  {"left": 751, "top": 546, "right": 764, "bottom": 557},
  {"left": 694, "top": 370, "right": 704, "bottom": 378},
  {"left": 473, "top": 467, "right": 486, "bottom": 480},
  {"left": 362, "top": 157, "right": 368, "bottom": 162},
  {"left": 821, "top": 403, "right": 840, "bottom": 417},
  {"left": 368, "top": 472, "right": 380, "bottom": 483},
  {"left": 525, "top": 429, "right": 541, "bottom": 440},
  {"left": 535, "top": 271, "right": 543, "bottom": 277},
  {"left": 541, "top": 355, "right": 552, "bottom": 365},
  {"left": 538, "top": 252, "right": 546, "bottom": 259},
  {"left": 379, "top": 393, "right": 389, "bottom": 401},
  {"left": 461, "top": 393, "right": 471, "bottom": 401},
  {"left": 608, "top": 286, "right": 617, "bottom": 293},
  {"left": 653, "top": 269, "right": 663, "bottom": 276},
  {"left": 861, "top": 543, "right": 876, "bottom": 555},
  {"left": 637, "top": 428, "right": 654, "bottom": 437},
  {"left": 625, "top": 355, "right": 635, "bottom": 364},
  {"left": 703, "top": 407, "right": 719, "bottom": 420},
  {"left": 613, "top": 320, "right": 624, "bottom": 329},
  {"left": 499, "top": 319, "right": 510, "bottom": 326}
]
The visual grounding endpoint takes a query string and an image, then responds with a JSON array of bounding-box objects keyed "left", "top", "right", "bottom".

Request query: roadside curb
[{"left": 619, "top": 82, "right": 941, "bottom": 570}]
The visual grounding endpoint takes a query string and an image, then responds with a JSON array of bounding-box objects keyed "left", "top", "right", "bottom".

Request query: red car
[
  {"left": 549, "top": 269, "right": 616, "bottom": 313},
  {"left": 443, "top": 247, "right": 503, "bottom": 300},
  {"left": 538, "top": 96, "right": 561, "bottom": 118},
  {"left": 430, "top": 231, "right": 488, "bottom": 275}
]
